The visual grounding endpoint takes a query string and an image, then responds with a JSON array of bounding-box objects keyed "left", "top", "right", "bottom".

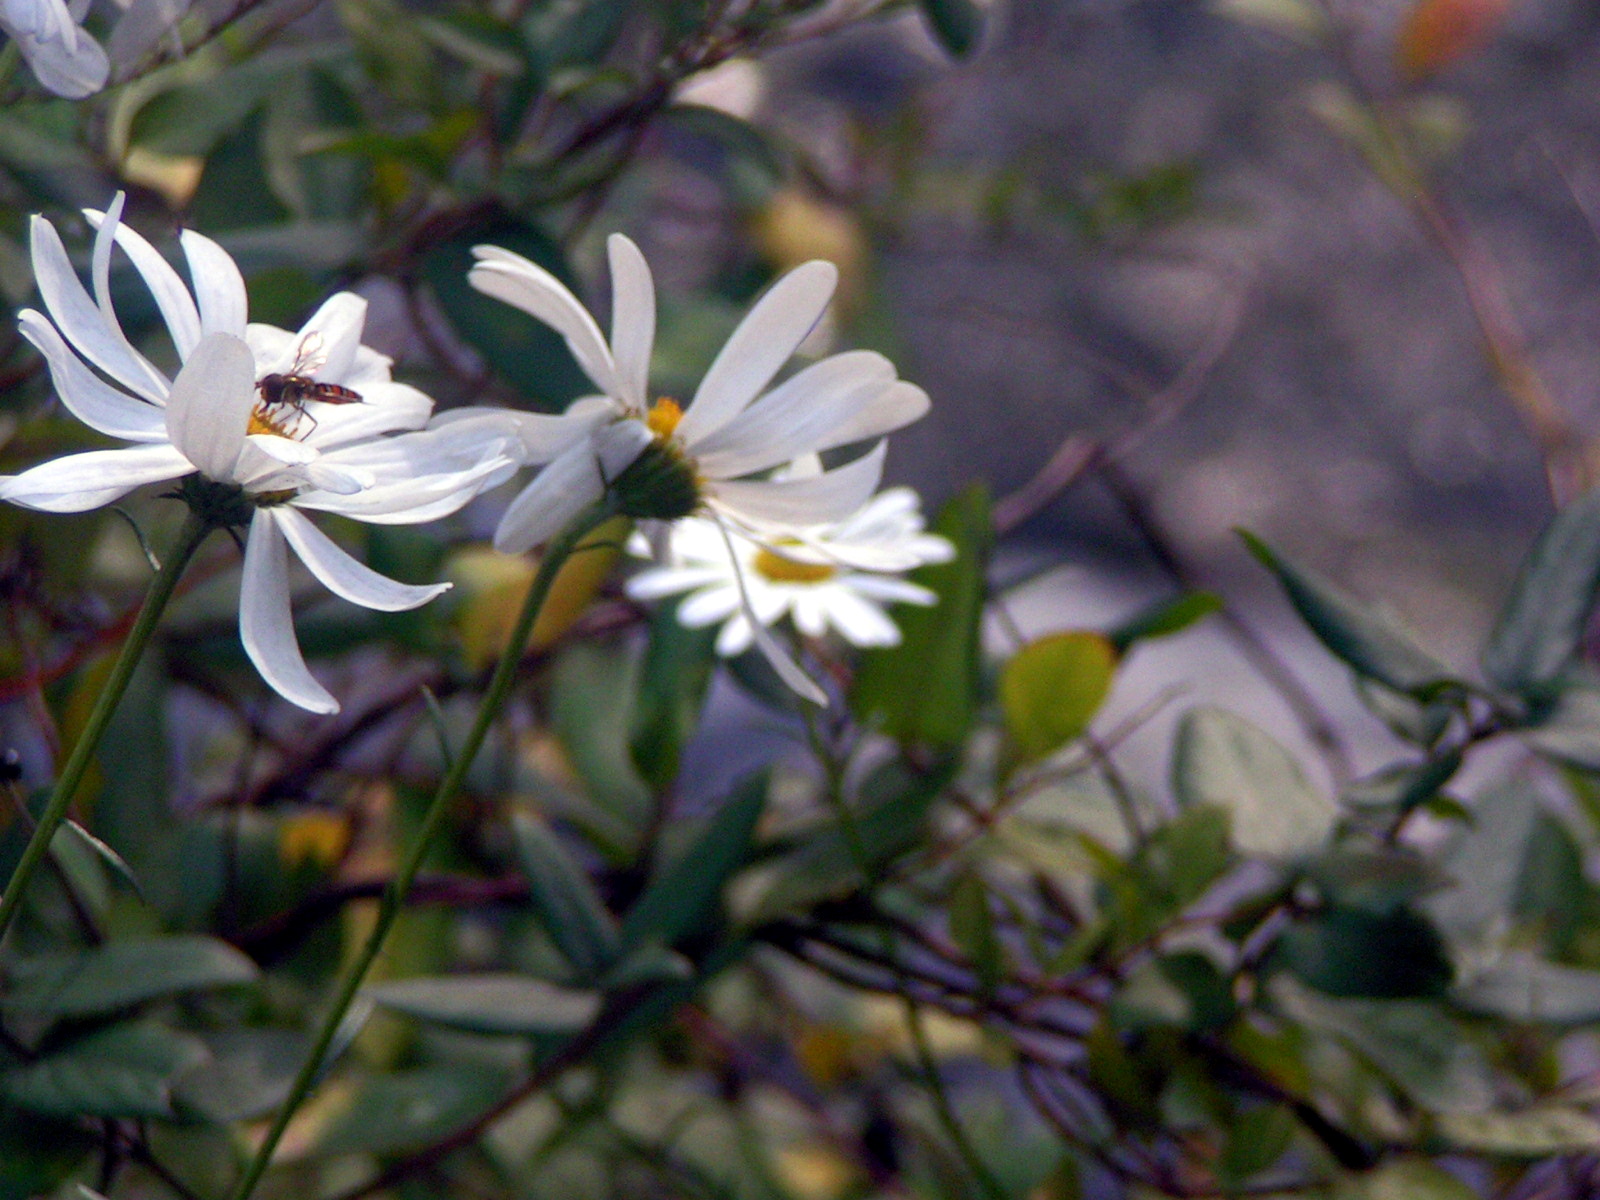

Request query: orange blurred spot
[{"left": 1397, "top": 0, "right": 1511, "bottom": 81}]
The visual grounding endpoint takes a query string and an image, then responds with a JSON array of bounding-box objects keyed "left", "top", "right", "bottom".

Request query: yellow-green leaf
[{"left": 1001, "top": 631, "right": 1116, "bottom": 763}]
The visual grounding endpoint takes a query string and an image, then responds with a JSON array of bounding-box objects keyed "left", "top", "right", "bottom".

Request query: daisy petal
[
  {"left": 274, "top": 506, "right": 449, "bottom": 612},
  {"left": 180, "top": 229, "right": 249, "bottom": 337},
  {"left": 29, "top": 215, "right": 167, "bottom": 402},
  {"left": 824, "top": 589, "right": 902, "bottom": 647},
  {"left": 12, "top": 6, "right": 108, "bottom": 98},
  {"left": 165, "top": 333, "right": 257, "bottom": 480},
  {"left": 0, "top": 443, "right": 191, "bottom": 511},
  {"left": 607, "top": 234, "right": 654, "bottom": 409},
  {"left": 845, "top": 575, "right": 937, "bottom": 605},
  {"left": 492, "top": 439, "right": 605, "bottom": 554},
  {"left": 86, "top": 208, "right": 203, "bottom": 359},
  {"left": 678, "top": 260, "right": 838, "bottom": 445},
  {"left": 469, "top": 247, "right": 618, "bottom": 397},
  {"left": 624, "top": 566, "right": 730, "bottom": 601},
  {"left": 430, "top": 404, "right": 598, "bottom": 463},
  {"left": 297, "top": 293, "right": 367, "bottom": 382},
  {"left": 18, "top": 310, "right": 166, "bottom": 441},
  {"left": 676, "top": 584, "right": 743, "bottom": 627},
  {"left": 693, "top": 350, "right": 906, "bottom": 478},
  {"left": 240, "top": 510, "right": 339, "bottom": 714},
  {"left": 712, "top": 441, "right": 886, "bottom": 528}
]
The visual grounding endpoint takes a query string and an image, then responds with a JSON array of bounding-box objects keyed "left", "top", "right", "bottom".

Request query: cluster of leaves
[{"left": 5, "top": 2, "right": 1600, "bottom": 1200}]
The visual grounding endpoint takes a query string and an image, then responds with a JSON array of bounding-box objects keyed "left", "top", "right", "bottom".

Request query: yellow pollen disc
[
  {"left": 753, "top": 548, "right": 837, "bottom": 585},
  {"left": 646, "top": 397, "right": 683, "bottom": 439},
  {"left": 248, "top": 407, "right": 290, "bottom": 437}
]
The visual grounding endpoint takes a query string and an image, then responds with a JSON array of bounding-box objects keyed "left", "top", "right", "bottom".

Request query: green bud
[{"left": 608, "top": 442, "right": 700, "bottom": 521}]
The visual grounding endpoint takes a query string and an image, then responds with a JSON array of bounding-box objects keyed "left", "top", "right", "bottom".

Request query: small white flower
[
  {"left": 1, "top": 0, "right": 109, "bottom": 98},
  {"left": 0, "top": 195, "right": 518, "bottom": 714},
  {"left": 626, "top": 487, "right": 954, "bottom": 657},
  {"left": 458, "top": 234, "right": 931, "bottom": 555}
]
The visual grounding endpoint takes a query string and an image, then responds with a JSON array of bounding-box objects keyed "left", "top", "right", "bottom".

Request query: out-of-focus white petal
[
  {"left": 607, "top": 235, "right": 654, "bottom": 409},
  {"left": 29, "top": 214, "right": 167, "bottom": 403},
  {"left": 677, "top": 585, "right": 743, "bottom": 628},
  {"left": 4, "top": 0, "right": 107, "bottom": 98},
  {"left": 677, "top": 260, "right": 838, "bottom": 445},
  {"left": 469, "top": 246, "right": 619, "bottom": 397},
  {"left": 274, "top": 506, "right": 449, "bottom": 612},
  {"left": 180, "top": 229, "right": 249, "bottom": 338},
  {"left": 86, "top": 207, "right": 202, "bottom": 360},
  {"left": 712, "top": 441, "right": 885, "bottom": 528},
  {"left": 492, "top": 438, "right": 604, "bottom": 554},
  {"left": 18, "top": 310, "right": 166, "bottom": 442},
  {"left": 298, "top": 452, "right": 514, "bottom": 524},
  {"left": 240, "top": 509, "right": 339, "bottom": 714},
  {"left": 707, "top": 514, "right": 826, "bottom": 705},
  {"left": 846, "top": 575, "right": 937, "bottom": 605},
  {"left": 624, "top": 566, "right": 729, "bottom": 601},
  {"left": 164, "top": 332, "right": 256, "bottom": 480},
  {"left": 823, "top": 589, "right": 902, "bottom": 647},
  {"left": 0, "top": 443, "right": 190, "bottom": 511}
]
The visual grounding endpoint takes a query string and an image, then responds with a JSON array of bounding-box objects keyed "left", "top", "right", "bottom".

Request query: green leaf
[
  {"left": 853, "top": 485, "right": 992, "bottom": 748},
  {"left": 617, "top": 774, "right": 768, "bottom": 953},
  {"left": 366, "top": 974, "right": 600, "bottom": 1036},
  {"left": 1271, "top": 979, "right": 1493, "bottom": 1113},
  {"left": 1271, "top": 906, "right": 1453, "bottom": 999},
  {"left": 1483, "top": 486, "right": 1600, "bottom": 695},
  {"left": 1427, "top": 780, "right": 1541, "bottom": 945},
  {"left": 316, "top": 1065, "right": 511, "bottom": 1157},
  {"left": 1217, "top": 1104, "right": 1295, "bottom": 1185},
  {"left": 59, "top": 820, "right": 141, "bottom": 898},
  {"left": 171, "top": 1028, "right": 305, "bottom": 1122},
  {"left": 1241, "top": 531, "right": 1453, "bottom": 696},
  {"left": 1110, "top": 952, "right": 1234, "bottom": 1032},
  {"left": 1000, "top": 631, "right": 1116, "bottom": 763},
  {"left": 1171, "top": 706, "right": 1338, "bottom": 857},
  {"left": 1333, "top": 1160, "right": 1477, "bottom": 1200},
  {"left": 420, "top": 207, "right": 591, "bottom": 411},
  {"left": 1453, "top": 953, "right": 1600, "bottom": 1025},
  {"left": 0, "top": 1110, "right": 93, "bottom": 1199},
  {"left": 550, "top": 639, "right": 652, "bottom": 838},
  {"left": 661, "top": 105, "right": 785, "bottom": 209},
  {"left": 948, "top": 873, "right": 1003, "bottom": 996},
  {"left": 509, "top": 811, "right": 620, "bottom": 978},
  {"left": 188, "top": 110, "right": 291, "bottom": 231},
  {"left": 1435, "top": 1107, "right": 1600, "bottom": 1155},
  {"left": 3, "top": 936, "right": 258, "bottom": 1018},
  {"left": 919, "top": 0, "right": 985, "bottom": 56},
  {"left": 1519, "top": 684, "right": 1600, "bottom": 769},
  {"left": 628, "top": 600, "right": 719, "bottom": 793},
  {"left": 0, "top": 1023, "right": 208, "bottom": 1119},
  {"left": 1107, "top": 591, "right": 1221, "bottom": 653}
]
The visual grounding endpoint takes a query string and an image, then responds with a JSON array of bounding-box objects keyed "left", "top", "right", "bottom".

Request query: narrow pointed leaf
[{"left": 509, "top": 811, "right": 620, "bottom": 977}]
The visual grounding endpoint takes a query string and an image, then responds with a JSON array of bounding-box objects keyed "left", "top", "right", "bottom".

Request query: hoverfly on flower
[{"left": 254, "top": 332, "right": 365, "bottom": 437}]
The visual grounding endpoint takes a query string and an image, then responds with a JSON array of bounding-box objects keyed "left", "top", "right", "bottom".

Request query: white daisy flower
[
  {"left": 0, "top": 195, "right": 519, "bottom": 714},
  {"left": 2, "top": 0, "right": 109, "bottom": 98},
  {"left": 457, "top": 234, "right": 931, "bottom": 554},
  {"left": 626, "top": 486, "right": 954, "bottom": 657}
]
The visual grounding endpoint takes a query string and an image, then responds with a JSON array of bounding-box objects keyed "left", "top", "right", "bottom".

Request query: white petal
[
  {"left": 847, "top": 575, "right": 937, "bottom": 605},
  {"left": 790, "top": 593, "right": 830, "bottom": 639},
  {"left": 676, "top": 584, "right": 744, "bottom": 627},
  {"left": 274, "top": 505, "right": 449, "bottom": 612},
  {"left": 712, "top": 441, "right": 886, "bottom": 528},
  {"left": 296, "top": 293, "right": 367, "bottom": 382},
  {"left": 491, "top": 439, "right": 605, "bottom": 554},
  {"left": 180, "top": 229, "right": 249, "bottom": 338},
  {"left": 469, "top": 247, "right": 618, "bottom": 397},
  {"left": 165, "top": 332, "right": 257, "bottom": 480},
  {"left": 625, "top": 566, "right": 730, "bottom": 601},
  {"left": 246, "top": 432, "right": 319, "bottom": 465},
  {"left": 0, "top": 443, "right": 190, "bottom": 511},
  {"left": 240, "top": 510, "right": 339, "bottom": 714},
  {"left": 7, "top": 0, "right": 106, "bottom": 98},
  {"left": 297, "top": 382, "right": 434, "bottom": 449},
  {"left": 18, "top": 310, "right": 166, "bottom": 441},
  {"left": 716, "top": 612, "right": 754, "bottom": 656},
  {"left": 296, "top": 447, "right": 514, "bottom": 523},
  {"left": 677, "top": 260, "right": 838, "bottom": 445},
  {"left": 707, "top": 513, "right": 826, "bottom": 705},
  {"left": 86, "top": 207, "right": 202, "bottom": 360},
  {"left": 696, "top": 356, "right": 926, "bottom": 479},
  {"left": 593, "top": 417, "right": 652, "bottom": 483},
  {"left": 824, "top": 589, "right": 902, "bottom": 647},
  {"left": 607, "top": 235, "right": 654, "bottom": 409},
  {"left": 429, "top": 404, "right": 601, "bottom": 464},
  {"left": 29, "top": 214, "right": 167, "bottom": 402}
]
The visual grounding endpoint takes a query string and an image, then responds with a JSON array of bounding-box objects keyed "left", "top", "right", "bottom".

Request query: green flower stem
[
  {"left": 0, "top": 510, "right": 213, "bottom": 944},
  {"left": 227, "top": 499, "right": 618, "bottom": 1200}
]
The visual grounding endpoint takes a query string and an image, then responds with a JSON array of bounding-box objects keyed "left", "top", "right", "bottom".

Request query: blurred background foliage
[{"left": 13, "top": 1, "right": 1600, "bottom": 1199}]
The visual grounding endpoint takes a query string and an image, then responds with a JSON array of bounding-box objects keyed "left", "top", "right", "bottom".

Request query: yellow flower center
[
  {"left": 248, "top": 407, "right": 291, "bottom": 437},
  {"left": 646, "top": 397, "right": 683, "bottom": 439},
  {"left": 753, "top": 547, "right": 837, "bottom": 585}
]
